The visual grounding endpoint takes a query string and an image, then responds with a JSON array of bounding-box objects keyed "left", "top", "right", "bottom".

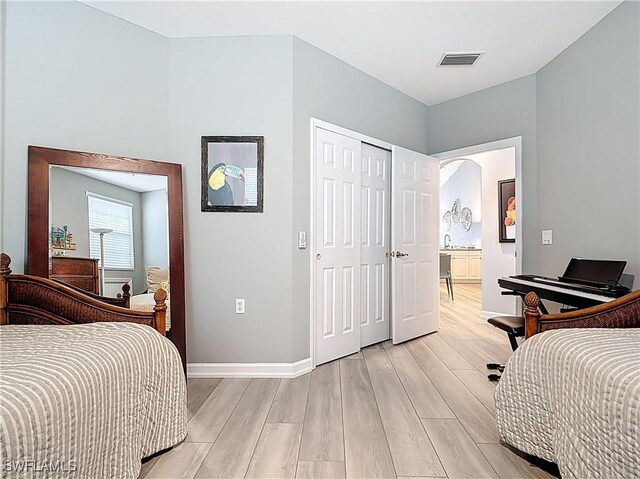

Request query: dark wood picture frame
[
  {"left": 27, "top": 146, "right": 187, "bottom": 370},
  {"left": 201, "top": 136, "right": 264, "bottom": 212},
  {"left": 498, "top": 178, "right": 516, "bottom": 243}
]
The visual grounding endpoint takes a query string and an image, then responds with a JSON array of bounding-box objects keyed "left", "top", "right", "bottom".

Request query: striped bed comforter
[
  {"left": 0, "top": 323, "right": 187, "bottom": 479},
  {"left": 495, "top": 329, "right": 640, "bottom": 479}
]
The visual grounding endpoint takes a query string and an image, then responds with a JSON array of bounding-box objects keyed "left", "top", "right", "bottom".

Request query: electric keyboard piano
[
  {"left": 498, "top": 275, "right": 620, "bottom": 312},
  {"left": 499, "top": 258, "right": 629, "bottom": 312}
]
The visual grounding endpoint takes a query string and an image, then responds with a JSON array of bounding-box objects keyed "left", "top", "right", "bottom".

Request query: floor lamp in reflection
[{"left": 90, "top": 227, "right": 113, "bottom": 295}]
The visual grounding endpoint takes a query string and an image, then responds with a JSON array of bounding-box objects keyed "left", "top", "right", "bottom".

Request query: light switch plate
[
  {"left": 298, "top": 231, "right": 307, "bottom": 249},
  {"left": 542, "top": 230, "right": 553, "bottom": 245}
]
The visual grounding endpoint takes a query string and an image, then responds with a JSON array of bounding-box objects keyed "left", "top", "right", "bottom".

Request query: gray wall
[
  {"left": 141, "top": 189, "right": 169, "bottom": 270},
  {"left": 427, "top": 75, "right": 539, "bottom": 275},
  {"left": 4, "top": 1, "right": 637, "bottom": 366},
  {"left": 536, "top": 1, "right": 639, "bottom": 281},
  {"left": 167, "top": 35, "right": 431, "bottom": 364},
  {"left": 428, "top": 1, "right": 639, "bottom": 283},
  {"left": 2, "top": 1, "right": 169, "bottom": 273},
  {"left": 291, "top": 37, "right": 431, "bottom": 361},
  {"left": 168, "top": 36, "right": 295, "bottom": 363},
  {"left": 50, "top": 167, "right": 146, "bottom": 294}
]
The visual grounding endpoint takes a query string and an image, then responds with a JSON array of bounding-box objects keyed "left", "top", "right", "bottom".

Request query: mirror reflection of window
[{"left": 87, "top": 193, "right": 134, "bottom": 270}]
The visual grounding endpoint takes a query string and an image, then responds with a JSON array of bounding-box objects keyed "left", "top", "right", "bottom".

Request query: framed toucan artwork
[{"left": 201, "top": 136, "right": 264, "bottom": 212}]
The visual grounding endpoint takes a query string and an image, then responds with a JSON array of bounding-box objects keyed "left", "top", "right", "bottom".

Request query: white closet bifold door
[
  {"left": 314, "top": 128, "right": 362, "bottom": 365},
  {"left": 360, "top": 143, "right": 391, "bottom": 347}
]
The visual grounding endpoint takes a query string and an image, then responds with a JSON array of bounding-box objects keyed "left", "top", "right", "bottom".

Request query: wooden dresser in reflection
[{"left": 50, "top": 256, "right": 99, "bottom": 294}]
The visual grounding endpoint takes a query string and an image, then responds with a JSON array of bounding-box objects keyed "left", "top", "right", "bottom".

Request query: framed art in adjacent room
[
  {"left": 498, "top": 178, "right": 516, "bottom": 243},
  {"left": 201, "top": 136, "right": 264, "bottom": 212}
]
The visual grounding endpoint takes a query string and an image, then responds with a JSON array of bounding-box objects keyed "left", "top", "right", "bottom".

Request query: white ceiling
[
  {"left": 55, "top": 166, "right": 167, "bottom": 192},
  {"left": 80, "top": 0, "right": 621, "bottom": 105}
]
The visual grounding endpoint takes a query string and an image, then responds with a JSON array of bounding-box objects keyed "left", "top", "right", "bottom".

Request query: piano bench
[
  {"left": 488, "top": 315, "right": 526, "bottom": 341},
  {"left": 486, "top": 315, "right": 525, "bottom": 382}
]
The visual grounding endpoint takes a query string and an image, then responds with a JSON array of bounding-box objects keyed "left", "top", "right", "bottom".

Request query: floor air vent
[{"left": 439, "top": 52, "right": 484, "bottom": 66}]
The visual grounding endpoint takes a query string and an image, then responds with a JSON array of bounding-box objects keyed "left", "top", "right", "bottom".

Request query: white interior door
[
  {"left": 315, "top": 128, "right": 361, "bottom": 365},
  {"left": 391, "top": 146, "right": 440, "bottom": 344},
  {"left": 360, "top": 143, "right": 391, "bottom": 347}
]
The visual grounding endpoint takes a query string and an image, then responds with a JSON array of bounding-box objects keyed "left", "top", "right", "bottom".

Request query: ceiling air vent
[{"left": 438, "top": 52, "right": 484, "bottom": 67}]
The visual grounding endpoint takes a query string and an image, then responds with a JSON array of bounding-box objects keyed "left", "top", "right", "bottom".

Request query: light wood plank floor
[{"left": 140, "top": 284, "right": 556, "bottom": 479}]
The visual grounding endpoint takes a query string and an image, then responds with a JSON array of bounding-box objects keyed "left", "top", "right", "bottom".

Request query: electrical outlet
[
  {"left": 542, "top": 230, "right": 553, "bottom": 245},
  {"left": 235, "top": 298, "right": 245, "bottom": 314}
]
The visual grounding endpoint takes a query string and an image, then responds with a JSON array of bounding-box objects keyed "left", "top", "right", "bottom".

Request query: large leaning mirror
[{"left": 27, "top": 146, "right": 186, "bottom": 369}]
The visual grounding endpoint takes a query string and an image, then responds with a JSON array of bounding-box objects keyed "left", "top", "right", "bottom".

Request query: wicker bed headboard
[
  {"left": 523, "top": 289, "right": 640, "bottom": 338},
  {"left": 0, "top": 253, "right": 166, "bottom": 335}
]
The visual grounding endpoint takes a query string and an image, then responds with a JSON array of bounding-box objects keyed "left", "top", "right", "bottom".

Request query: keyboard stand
[{"left": 501, "top": 290, "right": 550, "bottom": 314}]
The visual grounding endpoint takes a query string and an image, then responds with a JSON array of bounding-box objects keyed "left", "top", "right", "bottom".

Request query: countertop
[{"left": 440, "top": 248, "right": 482, "bottom": 252}]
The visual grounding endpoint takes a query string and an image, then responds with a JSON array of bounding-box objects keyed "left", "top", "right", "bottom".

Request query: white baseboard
[
  {"left": 187, "top": 357, "right": 313, "bottom": 379},
  {"left": 480, "top": 310, "right": 508, "bottom": 320}
]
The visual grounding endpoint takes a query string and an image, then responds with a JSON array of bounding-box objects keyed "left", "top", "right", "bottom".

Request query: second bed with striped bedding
[
  {"left": 0, "top": 322, "right": 186, "bottom": 479},
  {"left": 495, "top": 328, "right": 640, "bottom": 479}
]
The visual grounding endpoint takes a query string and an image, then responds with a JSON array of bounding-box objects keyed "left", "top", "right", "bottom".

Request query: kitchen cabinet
[
  {"left": 442, "top": 250, "right": 482, "bottom": 283},
  {"left": 469, "top": 253, "right": 482, "bottom": 280}
]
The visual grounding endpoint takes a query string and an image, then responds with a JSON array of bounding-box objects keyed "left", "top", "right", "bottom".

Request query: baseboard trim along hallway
[
  {"left": 187, "top": 358, "right": 313, "bottom": 378},
  {"left": 481, "top": 310, "right": 511, "bottom": 320}
]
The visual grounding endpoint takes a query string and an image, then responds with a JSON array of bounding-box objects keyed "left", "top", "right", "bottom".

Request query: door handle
[{"left": 396, "top": 251, "right": 409, "bottom": 258}]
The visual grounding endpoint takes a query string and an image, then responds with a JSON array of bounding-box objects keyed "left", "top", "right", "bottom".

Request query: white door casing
[
  {"left": 391, "top": 146, "right": 440, "bottom": 344},
  {"left": 360, "top": 144, "right": 391, "bottom": 347},
  {"left": 314, "top": 128, "right": 362, "bottom": 365}
]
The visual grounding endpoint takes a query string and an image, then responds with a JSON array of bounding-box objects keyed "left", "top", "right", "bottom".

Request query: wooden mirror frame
[{"left": 27, "top": 146, "right": 186, "bottom": 369}]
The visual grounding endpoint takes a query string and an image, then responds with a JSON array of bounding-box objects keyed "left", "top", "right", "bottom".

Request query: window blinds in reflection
[{"left": 87, "top": 192, "right": 135, "bottom": 269}]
